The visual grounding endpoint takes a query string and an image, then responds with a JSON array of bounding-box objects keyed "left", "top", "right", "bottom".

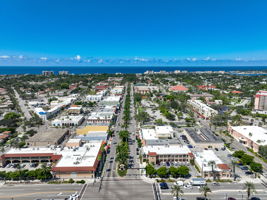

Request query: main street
[
  {"left": 13, "top": 88, "right": 32, "bottom": 120},
  {"left": 126, "top": 83, "right": 140, "bottom": 177},
  {"left": 103, "top": 84, "right": 128, "bottom": 178},
  {"left": 160, "top": 182, "right": 267, "bottom": 200},
  {"left": 0, "top": 184, "right": 82, "bottom": 200}
]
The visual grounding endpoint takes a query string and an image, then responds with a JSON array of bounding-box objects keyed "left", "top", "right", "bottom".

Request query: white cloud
[
  {"left": 40, "top": 57, "right": 48, "bottom": 60},
  {"left": 186, "top": 57, "right": 197, "bottom": 62},
  {"left": 133, "top": 57, "right": 148, "bottom": 62},
  {"left": 0, "top": 55, "right": 10, "bottom": 59},
  {"left": 235, "top": 57, "right": 242, "bottom": 61},
  {"left": 97, "top": 59, "right": 104, "bottom": 64},
  {"left": 203, "top": 56, "right": 211, "bottom": 61},
  {"left": 18, "top": 55, "right": 24, "bottom": 59},
  {"left": 74, "top": 55, "right": 81, "bottom": 61}
]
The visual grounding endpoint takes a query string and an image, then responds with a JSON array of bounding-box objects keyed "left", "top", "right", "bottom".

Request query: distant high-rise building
[
  {"left": 254, "top": 90, "right": 267, "bottom": 111},
  {"left": 58, "top": 71, "right": 69, "bottom": 75},
  {"left": 42, "top": 71, "right": 54, "bottom": 76}
]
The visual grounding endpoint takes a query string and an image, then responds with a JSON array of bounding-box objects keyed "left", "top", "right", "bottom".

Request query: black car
[
  {"left": 159, "top": 182, "right": 169, "bottom": 189},
  {"left": 250, "top": 197, "right": 261, "bottom": 200},
  {"left": 228, "top": 198, "right": 237, "bottom": 200},
  {"left": 196, "top": 197, "right": 206, "bottom": 200},
  {"left": 245, "top": 171, "right": 253, "bottom": 175}
]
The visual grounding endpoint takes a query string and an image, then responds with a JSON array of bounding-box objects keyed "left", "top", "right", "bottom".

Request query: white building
[
  {"left": 140, "top": 126, "right": 174, "bottom": 141},
  {"left": 188, "top": 100, "right": 218, "bottom": 119},
  {"left": 228, "top": 126, "right": 267, "bottom": 152},
  {"left": 86, "top": 94, "right": 103, "bottom": 102},
  {"left": 52, "top": 115, "right": 84, "bottom": 127},
  {"left": 141, "top": 145, "right": 192, "bottom": 164},
  {"left": 194, "top": 150, "right": 231, "bottom": 179}
]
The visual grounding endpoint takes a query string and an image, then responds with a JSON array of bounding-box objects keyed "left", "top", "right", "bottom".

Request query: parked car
[
  {"left": 196, "top": 197, "right": 206, "bottom": 200},
  {"left": 227, "top": 198, "right": 237, "bottom": 200},
  {"left": 240, "top": 166, "right": 249, "bottom": 170},
  {"left": 245, "top": 171, "right": 253, "bottom": 175},
  {"left": 159, "top": 182, "right": 169, "bottom": 189},
  {"left": 250, "top": 197, "right": 261, "bottom": 200}
]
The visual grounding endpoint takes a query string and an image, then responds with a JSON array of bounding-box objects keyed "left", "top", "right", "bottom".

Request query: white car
[{"left": 174, "top": 181, "right": 184, "bottom": 186}]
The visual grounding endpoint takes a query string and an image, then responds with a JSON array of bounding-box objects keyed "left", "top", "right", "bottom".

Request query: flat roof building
[
  {"left": 188, "top": 99, "right": 218, "bottom": 120},
  {"left": 27, "top": 129, "right": 70, "bottom": 147},
  {"left": 141, "top": 145, "right": 192, "bottom": 165},
  {"left": 228, "top": 125, "right": 267, "bottom": 152},
  {"left": 184, "top": 127, "right": 224, "bottom": 149},
  {"left": 52, "top": 115, "right": 84, "bottom": 127},
  {"left": 194, "top": 150, "right": 231, "bottom": 179},
  {"left": 76, "top": 126, "right": 109, "bottom": 135}
]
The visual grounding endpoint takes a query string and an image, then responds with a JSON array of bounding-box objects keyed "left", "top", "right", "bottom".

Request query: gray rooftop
[
  {"left": 27, "top": 129, "right": 68, "bottom": 143},
  {"left": 184, "top": 127, "right": 223, "bottom": 144},
  {"left": 145, "top": 139, "right": 181, "bottom": 146}
]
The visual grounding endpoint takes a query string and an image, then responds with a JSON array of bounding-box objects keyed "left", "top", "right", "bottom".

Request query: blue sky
[{"left": 0, "top": 0, "right": 267, "bottom": 65}]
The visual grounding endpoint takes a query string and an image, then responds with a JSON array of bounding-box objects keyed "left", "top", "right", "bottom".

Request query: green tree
[
  {"left": 157, "top": 166, "right": 168, "bottom": 178},
  {"left": 258, "top": 145, "right": 267, "bottom": 159},
  {"left": 199, "top": 186, "right": 211, "bottom": 200},
  {"left": 145, "top": 164, "right": 156, "bottom": 178},
  {"left": 4, "top": 112, "right": 20, "bottom": 120},
  {"left": 171, "top": 185, "right": 183, "bottom": 200},
  {"left": 250, "top": 162, "right": 262, "bottom": 173},
  {"left": 241, "top": 154, "right": 254, "bottom": 165},
  {"left": 233, "top": 150, "right": 245, "bottom": 159},
  {"left": 169, "top": 166, "right": 179, "bottom": 178},
  {"left": 244, "top": 182, "right": 256, "bottom": 200},
  {"left": 177, "top": 165, "right": 190, "bottom": 177}
]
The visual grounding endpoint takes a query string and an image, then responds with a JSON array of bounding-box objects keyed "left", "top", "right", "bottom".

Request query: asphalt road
[
  {"left": 0, "top": 184, "right": 82, "bottom": 200},
  {"left": 126, "top": 83, "right": 140, "bottom": 177},
  {"left": 13, "top": 88, "right": 32, "bottom": 120},
  {"left": 81, "top": 179, "right": 154, "bottom": 200},
  {"left": 103, "top": 84, "right": 127, "bottom": 178},
  {"left": 160, "top": 182, "right": 267, "bottom": 200}
]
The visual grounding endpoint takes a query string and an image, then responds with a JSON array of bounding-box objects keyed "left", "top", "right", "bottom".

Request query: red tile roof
[
  {"left": 217, "top": 164, "right": 231, "bottom": 170},
  {"left": 169, "top": 85, "right": 188, "bottom": 91},
  {"left": 148, "top": 152, "right": 157, "bottom": 156},
  {"left": 231, "top": 90, "right": 243, "bottom": 94}
]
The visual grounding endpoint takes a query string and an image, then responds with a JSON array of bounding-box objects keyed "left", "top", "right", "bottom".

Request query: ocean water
[{"left": 0, "top": 66, "right": 267, "bottom": 75}]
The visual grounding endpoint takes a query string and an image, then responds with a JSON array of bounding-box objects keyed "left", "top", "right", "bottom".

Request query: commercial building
[
  {"left": 34, "top": 97, "right": 76, "bottom": 121},
  {"left": 228, "top": 125, "right": 267, "bottom": 153},
  {"left": 52, "top": 115, "right": 84, "bottom": 127},
  {"left": 141, "top": 145, "right": 192, "bottom": 165},
  {"left": 68, "top": 105, "right": 83, "bottom": 114},
  {"left": 87, "top": 111, "right": 114, "bottom": 125},
  {"left": 254, "top": 91, "right": 267, "bottom": 111},
  {"left": 140, "top": 126, "right": 174, "bottom": 141},
  {"left": 134, "top": 85, "right": 158, "bottom": 95},
  {"left": 189, "top": 93, "right": 214, "bottom": 101},
  {"left": 58, "top": 71, "right": 69, "bottom": 75},
  {"left": 1, "top": 141, "right": 104, "bottom": 179},
  {"left": 27, "top": 129, "right": 70, "bottom": 147},
  {"left": 184, "top": 127, "right": 224, "bottom": 149},
  {"left": 188, "top": 99, "right": 218, "bottom": 119},
  {"left": 52, "top": 141, "right": 104, "bottom": 179},
  {"left": 76, "top": 126, "right": 109, "bottom": 135},
  {"left": 42, "top": 71, "right": 54, "bottom": 76},
  {"left": 194, "top": 150, "right": 231, "bottom": 179},
  {"left": 86, "top": 94, "right": 103, "bottom": 102}
]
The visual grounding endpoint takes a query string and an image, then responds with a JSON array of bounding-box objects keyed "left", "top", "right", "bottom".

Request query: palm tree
[
  {"left": 171, "top": 185, "right": 183, "bottom": 200},
  {"left": 244, "top": 182, "right": 256, "bottom": 200},
  {"left": 208, "top": 160, "right": 216, "bottom": 181},
  {"left": 199, "top": 186, "right": 211, "bottom": 200}
]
